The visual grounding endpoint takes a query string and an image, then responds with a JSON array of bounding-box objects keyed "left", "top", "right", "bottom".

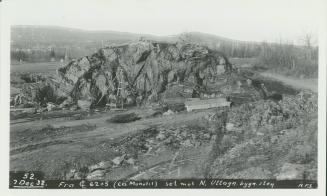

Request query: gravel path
[{"left": 260, "top": 72, "right": 318, "bottom": 93}]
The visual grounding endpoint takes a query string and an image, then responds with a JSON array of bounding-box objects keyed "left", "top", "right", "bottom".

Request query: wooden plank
[
  {"left": 185, "top": 97, "right": 227, "bottom": 106},
  {"left": 185, "top": 98, "right": 230, "bottom": 112}
]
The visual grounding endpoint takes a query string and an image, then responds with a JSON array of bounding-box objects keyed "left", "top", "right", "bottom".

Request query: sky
[{"left": 6, "top": 0, "right": 322, "bottom": 44}]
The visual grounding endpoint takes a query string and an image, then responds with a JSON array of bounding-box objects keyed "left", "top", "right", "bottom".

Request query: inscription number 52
[{"left": 22, "top": 172, "right": 35, "bottom": 180}]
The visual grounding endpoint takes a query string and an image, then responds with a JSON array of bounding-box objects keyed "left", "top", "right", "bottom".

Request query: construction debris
[
  {"left": 126, "top": 158, "right": 136, "bottom": 165},
  {"left": 109, "top": 124, "right": 214, "bottom": 159},
  {"left": 163, "top": 109, "right": 174, "bottom": 116},
  {"left": 46, "top": 102, "right": 57, "bottom": 111},
  {"left": 86, "top": 169, "right": 105, "bottom": 180},
  {"left": 112, "top": 154, "right": 127, "bottom": 166},
  {"left": 88, "top": 161, "right": 112, "bottom": 172}
]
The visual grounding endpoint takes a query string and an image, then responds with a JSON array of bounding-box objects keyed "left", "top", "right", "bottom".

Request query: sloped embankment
[{"left": 208, "top": 92, "right": 317, "bottom": 180}]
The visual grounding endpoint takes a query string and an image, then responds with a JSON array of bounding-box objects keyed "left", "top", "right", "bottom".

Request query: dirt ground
[{"left": 10, "top": 106, "right": 218, "bottom": 180}]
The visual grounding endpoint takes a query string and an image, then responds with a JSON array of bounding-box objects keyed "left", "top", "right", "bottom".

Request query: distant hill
[
  {"left": 10, "top": 25, "right": 262, "bottom": 62},
  {"left": 11, "top": 25, "right": 172, "bottom": 44},
  {"left": 11, "top": 25, "right": 257, "bottom": 46}
]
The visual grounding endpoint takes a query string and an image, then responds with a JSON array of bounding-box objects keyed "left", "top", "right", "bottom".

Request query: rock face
[{"left": 55, "top": 41, "right": 234, "bottom": 108}]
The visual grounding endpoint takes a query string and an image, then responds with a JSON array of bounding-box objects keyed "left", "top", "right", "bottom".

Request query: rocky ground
[
  {"left": 209, "top": 92, "right": 317, "bottom": 180},
  {"left": 10, "top": 91, "right": 317, "bottom": 180}
]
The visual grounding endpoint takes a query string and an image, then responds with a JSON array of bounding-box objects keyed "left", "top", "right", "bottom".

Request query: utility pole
[{"left": 116, "top": 67, "right": 125, "bottom": 109}]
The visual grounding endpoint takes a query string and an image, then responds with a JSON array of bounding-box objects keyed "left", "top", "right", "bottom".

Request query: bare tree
[
  {"left": 301, "top": 33, "right": 313, "bottom": 49},
  {"left": 300, "top": 31, "right": 316, "bottom": 60}
]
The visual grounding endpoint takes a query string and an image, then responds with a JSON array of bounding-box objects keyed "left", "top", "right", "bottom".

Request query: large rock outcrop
[
  {"left": 13, "top": 41, "right": 262, "bottom": 109},
  {"left": 55, "top": 41, "right": 236, "bottom": 107}
]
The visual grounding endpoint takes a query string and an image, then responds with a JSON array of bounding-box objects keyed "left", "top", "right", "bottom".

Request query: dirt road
[
  {"left": 260, "top": 72, "right": 318, "bottom": 93},
  {"left": 10, "top": 108, "right": 215, "bottom": 179}
]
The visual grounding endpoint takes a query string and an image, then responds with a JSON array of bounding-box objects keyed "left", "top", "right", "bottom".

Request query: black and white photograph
[{"left": 0, "top": 0, "right": 326, "bottom": 193}]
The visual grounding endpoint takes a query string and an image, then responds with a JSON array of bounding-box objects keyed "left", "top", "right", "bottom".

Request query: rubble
[
  {"left": 59, "top": 96, "right": 73, "bottom": 108},
  {"left": 163, "top": 109, "right": 174, "bottom": 116},
  {"left": 88, "top": 161, "right": 112, "bottom": 172},
  {"left": 209, "top": 92, "right": 317, "bottom": 180},
  {"left": 86, "top": 169, "right": 106, "bottom": 180},
  {"left": 46, "top": 102, "right": 57, "bottom": 111},
  {"left": 65, "top": 169, "right": 77, "bottom": 180},
  {"left": 112, "top": 154, "right": 127, "bottom": 166},
  {"left": 73, "top": 172, "right": 84, "bottom": 180},
  {"left": 126, "top": 158, "right": 136, "bottom": 165},
  {"left": 108, "top": 124, "right": 214, "bottom": 161}
]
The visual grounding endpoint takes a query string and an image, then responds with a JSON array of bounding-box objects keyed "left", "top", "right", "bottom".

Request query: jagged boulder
[{"left": 54, "top": 41, "right": 236, "bottom": 108}]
